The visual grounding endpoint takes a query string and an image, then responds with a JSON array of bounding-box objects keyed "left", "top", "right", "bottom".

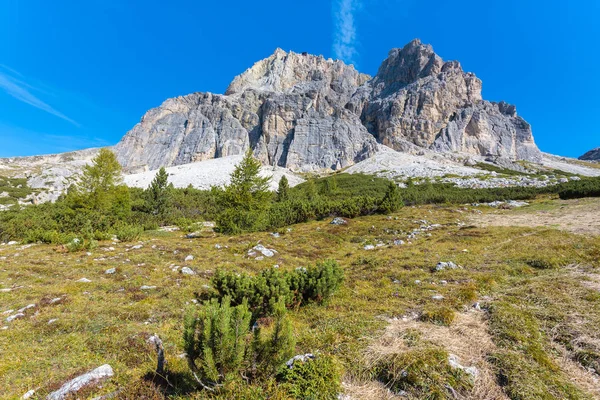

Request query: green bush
[
  {"left": 183, "top": 297, "right": 294, "bottom": 391},
  {"left": 210, "top": 260, "right": 344, "bottom": 317},
  {"left": 114, "top": 223, "right": 143, "bottom": 242},
  {"left": 277, "top": 354, "right": 342, "bottom": 400}
]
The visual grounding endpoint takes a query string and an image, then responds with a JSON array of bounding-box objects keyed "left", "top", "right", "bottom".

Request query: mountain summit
[{"left": 114, "top": 39, "right": 542, "bottom": 172}]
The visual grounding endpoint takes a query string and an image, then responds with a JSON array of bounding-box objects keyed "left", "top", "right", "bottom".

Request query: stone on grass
[
  {"left": 448, "top": 354, "right": 479, "bottom": 378},
  {"left": 249, "top": 244, "right": 276, "bottom": 258},
  {"left": 330, "top": 217, "right": 347, "bottom": 225},
  {"left": 363, "top": 245, "right": 375, "bottom": 250},
  {"left": 105, "top": 268, "right": 116, "bottom": 275},
  {"left": 286, "top": 353, "right": 315, "bottom": 369},
  {"left": 22, "top": 389, "right": 35, "bottom": 399},
  {"left": 47, "top": 364, "right": 114, "bottom": 400},
  {"left": 435, "top": 261, "right": 460, "bottom": 271},
  {"left": 184, "top": 255, "right": 194, "bottom": 262},
  {"left": 17, "top": 304, "right": 35, "bottom": 313},
  {"left": 432, "top": 295, "right": 445, "bottom": 301},
  {"left": 6, "top": 313, "right": 25, "bottom": 323},
  {"left": 140, "top": 285, "right": 156, "bottom": 290},
  {"left": 77, "top": 278, "right": 92, "bottom": 283},
  {"left": 186, "top": 232, "right": 201, "bottom": 239},
  {"left": 181, "top": 267, "right": 196, "bottom": 275}
]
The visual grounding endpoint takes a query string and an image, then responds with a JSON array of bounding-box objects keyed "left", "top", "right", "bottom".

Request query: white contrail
[
  {"left": 0, "top": 66, "right": 79, "bottom": 126},
  {"left": 332, "top": 0, "right": 361, "bottom": 66}
]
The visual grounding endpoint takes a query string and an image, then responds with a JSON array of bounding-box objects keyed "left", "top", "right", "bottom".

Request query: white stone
[
  {"left": 105, "top": 268, "right": 116, "bottom": 274},
  {"left": 21, "top": 389, "right": 35, "bottom": 399},
  {"left": 47, "top": 364, "right": 114, "bottom": 400},
  {"left": 77, "top": 278, "right": 92, "bottom": 283},
  {"left": 181, "top": 267, "right": 195, "bottom": 275},
  {"left": 184, "top": 255, "right": 194, "bottom": 262}
]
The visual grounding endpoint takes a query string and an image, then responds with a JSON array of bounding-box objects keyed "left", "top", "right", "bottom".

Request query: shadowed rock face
[
  {"left": 579, "top": 148, "right": 600, "bottom": 161},
  {"left": 115, "top": 39, "right": 542, "bottom": 171}
]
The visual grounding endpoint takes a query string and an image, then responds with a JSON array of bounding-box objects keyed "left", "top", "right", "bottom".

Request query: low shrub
[
  {"left": 277, "top": 354, "right": 342, "bottom": 400},
  {"left": 210, "top": 260, "right": 344, "bottom": 317},
  {"left": 183, "top": 297, "right": 294, "bottom": 391},
  {"left": 114, "top": 223, "right": 143, "bottom": 242}
]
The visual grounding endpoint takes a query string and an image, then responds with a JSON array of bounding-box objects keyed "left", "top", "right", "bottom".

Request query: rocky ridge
[
  {"left": 580, "top": 147, "right": 600, "bottom": 161},
  {"left": 114, "top": 39, "right": 542, "bottom": 172}
]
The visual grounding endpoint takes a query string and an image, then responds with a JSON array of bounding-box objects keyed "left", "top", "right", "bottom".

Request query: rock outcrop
[
  {"left": 348, "top": 40, "right": 541, "bottom": 162},
  {"left": 579, "top": 148, "right": 600, "bottom": 161},
  {"left": 115, "top": 50, "right": 378, "bottom": 172},
  {"left": 114, "top": 39, "right": 542, "bottom": 171}
]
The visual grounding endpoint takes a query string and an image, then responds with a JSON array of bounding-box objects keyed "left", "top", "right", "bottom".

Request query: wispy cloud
[
  {"left": 0, "top": 65, "right": 79, "bottom": 126},
  {"left": 332, "top": 0, "right": 361, "bottom": 66}
]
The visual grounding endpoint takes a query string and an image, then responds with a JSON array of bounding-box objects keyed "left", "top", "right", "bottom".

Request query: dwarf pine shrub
[
  {"left": 183, "top": 297, "right": 294, "bottom": 391},
  {"left": 210, "top": 260, "right": 344, "bottom": 317}
]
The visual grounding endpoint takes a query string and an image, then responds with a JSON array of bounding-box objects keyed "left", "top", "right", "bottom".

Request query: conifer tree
[
  {"left": 215, "top": 149, "right": 272, "bottom": 233},
  {"left": 145, "top": 167, "right": 170, "bottom": 215},
  {"left": 380, "top": 181, "right": 402, "bottom": 214},
  {"left": 276, "top": 176, "right": 290, "bottom": 202}
]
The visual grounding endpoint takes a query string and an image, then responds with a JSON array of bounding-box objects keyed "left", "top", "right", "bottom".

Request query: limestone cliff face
[
  {"left": 115, "top": 40, "right": 542, "bottom": 171},
  {"left": 115, "top": 49, "right": 377, "bottom": 172},
  {"left": 348, "top": 39, "right": 541, "bottom": 161}
]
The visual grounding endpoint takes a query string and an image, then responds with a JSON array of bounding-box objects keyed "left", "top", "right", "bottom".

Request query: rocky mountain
[
  {"left": 579, "top": 147, "right": 600, "bottom": 161},
  {"left": 114, "top": 39, "right": 541, "bottom": 172}
]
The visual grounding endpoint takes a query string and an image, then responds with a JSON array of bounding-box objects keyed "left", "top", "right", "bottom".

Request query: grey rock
[
  {"left": 181, "top": 267, "right": 196, "bottom": 275},
  {"left": 184, "top": 255, "right": 194, "bottom": 262},
  {"left": 448, "top": 354, "right": 478, "bottom": 378},
  {"left": 47, "top": 364, "right": 114, "bottom": 400},
  {"left": 330, "top": 217, "right": 348, "bottom": 225},
  {"left": 22, "top": 389, "right": 35, "bottom": 399},
  {"left": 77, "top": 278, "right": 92, "bottom": 283},
  {"left": 579, "top": 147, "right": 600, "bottom": 161},
  {"left": 249, "top": 244, "right": 277, "bottom": 258},
  {"left": 6, "top": 313, "right": 25, "bottom": 323},
  {"left": 105, "top": 268, "right": 116, "bottom": 275},
  {"left": 286, "top": 353, "right": 315, "bottom": 369},
  {"left": 435, "top": 261, "right": 459, "bottom": 271}
]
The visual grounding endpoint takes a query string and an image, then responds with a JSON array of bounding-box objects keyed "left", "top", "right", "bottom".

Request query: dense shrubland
[{"left": 1, "top": 148, "right": 600, "bottom": 243}]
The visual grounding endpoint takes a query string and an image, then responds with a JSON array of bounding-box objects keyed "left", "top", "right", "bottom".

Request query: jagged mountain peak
[
  {"left": 114, "top": 39, "right": 542, "bottom": 172},
  {"left": 225, "top": 48, "right": 370, "bottom": 96}
]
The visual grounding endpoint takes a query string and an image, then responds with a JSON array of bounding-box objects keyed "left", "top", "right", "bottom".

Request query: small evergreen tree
[
  {"left": 304, "top": 179, "right": 318, "bottom": 202},
  {"left": 380, "top": 181, "right": 402, "bottom": 214},
  {"left": 321, "top": 176, "right": 338, "bottom": 196},
  {"left": 276, "top": 176, "right": 290, "bottom": 202},
  {"left": 145, "top": 167, "right": 171, "bottom": 215},
  {"left": 215, "top": 149, "right": 272, "bottom": 233},
  {"left": 184, "top": 296, "right": 295, "bottom": 391}
]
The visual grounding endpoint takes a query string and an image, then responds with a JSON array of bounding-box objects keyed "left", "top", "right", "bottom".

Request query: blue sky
[{"left": 0, "top": 0, "right": 598, "bottom": 158}]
